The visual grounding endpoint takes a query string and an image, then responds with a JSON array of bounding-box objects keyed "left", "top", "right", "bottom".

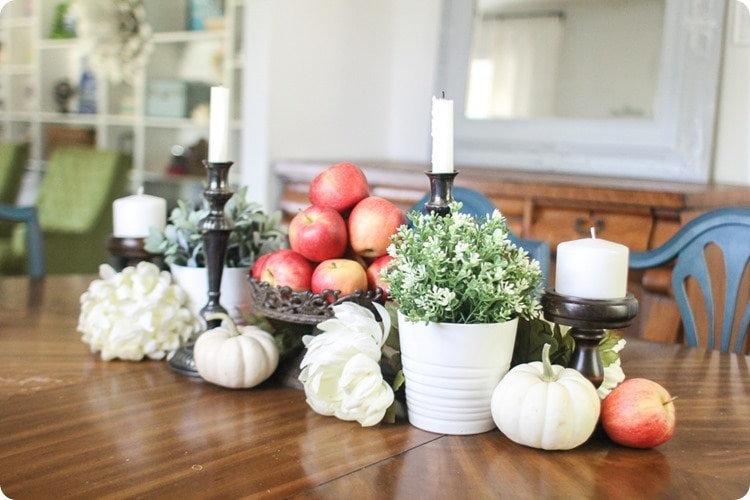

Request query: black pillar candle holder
[
  {"left": 541, "top": 290, "right": 638, "bottom": 388},
  {"left": 424, "top": 171, "right": 458, "bottom": 217},
  {"left": 106, "top": 235, "right": 164, "bottom": 271},
  {"left": 168, "top": 160, "right": 234, "bottom": 377}
]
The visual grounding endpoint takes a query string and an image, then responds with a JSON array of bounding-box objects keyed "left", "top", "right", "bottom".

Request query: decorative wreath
[{"left": 71, "top": 0, "right": 153, "bottom": 84}]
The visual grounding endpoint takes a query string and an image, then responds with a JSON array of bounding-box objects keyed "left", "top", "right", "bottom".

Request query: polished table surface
[{"left": 1, "top": 275, "right": 748, "bottom": 499}]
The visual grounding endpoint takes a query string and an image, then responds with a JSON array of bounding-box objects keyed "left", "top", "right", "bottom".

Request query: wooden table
[{"left": 1, "top": 275, "right": 748, "bottom": 498}]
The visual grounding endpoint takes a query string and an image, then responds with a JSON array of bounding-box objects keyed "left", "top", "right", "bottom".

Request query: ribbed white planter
[
  {"left": 398, "top": 311, "right": 519, "bottom": 435},
  {"left": 169, "top": 264, "right": 252, "bottom": 322}
]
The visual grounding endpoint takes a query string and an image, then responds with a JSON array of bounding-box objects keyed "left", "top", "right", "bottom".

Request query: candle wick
[
  {"left": 137, "top": 186, "right": 144, "bottom": 196},
  {"left": 590, "top": 227, "right": 597, "bottom": 239},
  {"left": 441, "top": 90, "right": 446, "bottom": 99}
]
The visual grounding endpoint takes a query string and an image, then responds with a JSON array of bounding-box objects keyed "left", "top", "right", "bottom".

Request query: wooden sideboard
[{"left": 274, "top": 160, "right": 750, "bottom": 343}]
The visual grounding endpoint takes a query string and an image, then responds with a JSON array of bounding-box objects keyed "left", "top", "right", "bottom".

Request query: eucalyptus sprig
[
  {"left": 144, "top": 186, "right": 288, "bottom": 268},
  {"left": 385, "top": 202, "right": 543, "bottom": 324}
]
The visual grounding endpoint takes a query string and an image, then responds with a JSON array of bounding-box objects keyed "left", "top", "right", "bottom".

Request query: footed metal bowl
[{"left": 247, "top": 277, "right": 385, "bottom": 325}]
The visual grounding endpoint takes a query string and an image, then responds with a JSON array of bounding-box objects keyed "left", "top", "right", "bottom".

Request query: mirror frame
[{"left": 436, "top": 0, "right": 727, "bottom": 183}]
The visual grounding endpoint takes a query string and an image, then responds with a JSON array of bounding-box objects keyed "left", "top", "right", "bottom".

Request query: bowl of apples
[
  {"left": 248, "top": 161, "right": 401, "bottom": 325},
  {"left": 248, "top": 162, "right": 402, "bottom": 386}
]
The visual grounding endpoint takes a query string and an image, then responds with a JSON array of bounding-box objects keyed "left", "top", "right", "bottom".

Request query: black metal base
[
  {"left": 541, "top": 290, "right": 638, "bottom": 387},
  {"left": 106, "top": 235, "right": 164, "bottom": 271},
  {"left": 424, "top": 171, "right": 458, "bottom": 216},
  {"left": 167, "top": 343, "right": 200, "bottom": 377}
]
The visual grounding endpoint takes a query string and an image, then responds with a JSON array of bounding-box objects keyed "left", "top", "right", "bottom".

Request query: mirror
[
  {"left": 437, "top": 0, "right": 726, "bottom": 182},
  {"left": 467, "top": 0, "right": 665, "bottom": 120}
]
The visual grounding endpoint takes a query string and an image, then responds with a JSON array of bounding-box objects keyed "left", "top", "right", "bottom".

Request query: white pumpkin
[
  {"left": 194, "top": 313, "right": 280, "bottom": 389},
  {"left": 491, "top": 343, "right": 600, "bottom": 450}
]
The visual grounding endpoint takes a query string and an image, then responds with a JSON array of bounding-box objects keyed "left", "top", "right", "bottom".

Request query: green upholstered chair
[
  {"left": 0, "top": 147, "right": 129, "bottom": 275},
  {"left": 0, "top": 142, "right": 30, "bottom": 238},
  {"left": 0, "top": 141, "right": 29, "bottom": 205}
]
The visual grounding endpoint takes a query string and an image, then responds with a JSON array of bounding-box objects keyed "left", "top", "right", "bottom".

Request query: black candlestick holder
[
  {"left": 168, "top": 160, "right": 235, "bottom": 377},
  {"left": 424, "top": 171, "right": 458, "bottom": 217},
  {"left": 541, "top": 290, "right": 638, "bottom": 388}
]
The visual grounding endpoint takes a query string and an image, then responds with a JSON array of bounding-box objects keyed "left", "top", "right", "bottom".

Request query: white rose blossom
[
  {"left": 299, "top": 302, "right": 395, "bottom": 427},
  {"left": 598, "top": 337, "right": 627, "bottom": 398},
  {"left": 78, "top": 262, "right": 201, "bottom": 361}
]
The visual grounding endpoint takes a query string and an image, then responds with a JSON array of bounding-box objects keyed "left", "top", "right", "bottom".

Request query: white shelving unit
[{"left": 0, "top": 0, "right": 244, "bottom": 191}]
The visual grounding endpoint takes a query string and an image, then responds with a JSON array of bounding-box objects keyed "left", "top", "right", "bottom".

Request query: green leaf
[
  {"left": 599, "top": 331, "right": 623, "bottom": 367},
  {"left": 511, "top": 317, "right": 574, "bottom": 367}
]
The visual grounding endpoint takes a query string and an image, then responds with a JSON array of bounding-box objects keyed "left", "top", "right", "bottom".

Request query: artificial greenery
[
  {"left": 144, "top": 186, "right": 288, "bottom": 268},
  {"left": 512, "top": 317, "right": 574, "bottom": 368},
  {"left": 385, "top": 202, "right": 544, "bottom": 324},
  {"left": 512, "top": 317, "right": 623, "bottom": 370}
]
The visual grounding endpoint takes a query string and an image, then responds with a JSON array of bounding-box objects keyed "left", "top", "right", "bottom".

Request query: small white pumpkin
[
  {"left": 491, "top": 343, "right": 600, "bottom": 450},
  {"left": 194, "top": 313, "right": 280, "bottom": 389}
]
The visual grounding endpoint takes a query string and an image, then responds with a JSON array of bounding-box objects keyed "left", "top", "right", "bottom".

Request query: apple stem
[
  {"left": 541, "top": 343, "right": 557, "bottom": 382},
  {"left": 205, "top": 312, "right": 240, "bottom": 336},
  {"left": 663, "top": 396, "right": 678, "bottom": 406}
]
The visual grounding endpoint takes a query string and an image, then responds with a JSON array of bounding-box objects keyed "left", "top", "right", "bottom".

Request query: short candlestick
[
  {"left": 424, "top": 171, "right": 458, "bottom": 217},
  {"left": 541, "top": 290, "right": 638, "bottom": 388}
]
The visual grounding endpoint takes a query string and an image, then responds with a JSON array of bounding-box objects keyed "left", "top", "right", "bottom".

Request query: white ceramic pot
[
  {"left": 169, "top": 264, "right": 252, "bottom": 322},
  {"left": 398, "top": 311, "right": 519, "bottom": 435}
]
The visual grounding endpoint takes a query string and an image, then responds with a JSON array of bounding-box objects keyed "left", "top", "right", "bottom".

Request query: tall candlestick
[
  {"left": 112, "top": 187, "right": 167, "bottom": 238},
  {"left": 208, "top": 86, "right": 230, "bottom": 163},
  {"left": 555, "top": 229, "right": 629, "bottom": 299},
  {"left": 431, "top": 95, "right": 454, "bottom": 174}
]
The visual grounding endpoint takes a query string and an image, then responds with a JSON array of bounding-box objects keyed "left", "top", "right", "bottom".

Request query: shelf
[
  {"left": 2, "top": 18, "right": 34, "bottom": 29},
  {"left": 37, "top": 38, "right": 78, "bottom": 50},
  {"left": 0, "top": 0, "right": 243, "bottom": 180},
  {"left": 0, "top": 64, "right": 34, "bottom": 75},
  {"left": 3, "top": 112, "right": 35, "bottom": 121},
  {"left": 143, "top": 117, "right": 209, "bottom": 129},
  {"left": 153, "top": 30, "right": 225, "bottom": 44},
  {"left": 38, "top": 112, "right": 99, "bottom": 126}
]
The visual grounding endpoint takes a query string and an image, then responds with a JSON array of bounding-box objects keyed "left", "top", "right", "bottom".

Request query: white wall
[
  {"left": 714, "top": 0, "right": 750, "bottom": 186},
  {"left": 242, "top": 0, "right": 441, "bottom": 209},
  {"left": 242, "top": 0, "right": 750, "bottom": 209}
]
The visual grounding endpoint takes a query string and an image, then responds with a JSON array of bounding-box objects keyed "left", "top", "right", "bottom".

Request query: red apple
[
  {"left": 288, "top": 205, "right": 348, "bottom": 262},
  {"left": 601, "top": 378, "right": 676, "bottom": 449},
  {"left": 348, "top": 196, "right": 405, "bottom": 259},
  {"left": 309, "top": 162, "right": 370, "bottom": 214},
  {"left": 366, "top": 255, "right": 393, "bottom": 299},
  {"left": 311, "top": 258, "right": 368, "bottom": 296},
  {"left": 251, "top": 253, "right": 271, "bottom": 280},
  {"left": 259, "top": 249, "right": 314, "bottom": 292}
]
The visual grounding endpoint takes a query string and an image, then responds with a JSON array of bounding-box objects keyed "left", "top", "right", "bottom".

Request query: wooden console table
[{"left": 275, "top": 160, "right": 750, "bottom": 343}]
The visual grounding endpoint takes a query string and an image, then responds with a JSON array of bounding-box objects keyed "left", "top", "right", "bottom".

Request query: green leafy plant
[
  {"left": 385, "top": 202, "right": 544, "bottom": 324},
  {"left": 144, "top": 186, "right": 288, "bottom": 268}
]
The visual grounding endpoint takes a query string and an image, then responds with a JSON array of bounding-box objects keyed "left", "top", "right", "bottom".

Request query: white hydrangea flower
[
  {"left": 299, "top": 302, "right": 394, "bottom": 427},
  {"left": 78, "top": 262, "right": 201, "bottom": 361}
]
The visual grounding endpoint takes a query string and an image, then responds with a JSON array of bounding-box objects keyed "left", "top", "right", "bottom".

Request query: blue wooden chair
[
  {"left": 411, "top": 187, "right": 551, "bottom": 286},
  {"left": 0, "top": 203, "right": 45, "bottom": 279},
  {"left": 629, "top": 207, "right": 750, "bottom": 354}
]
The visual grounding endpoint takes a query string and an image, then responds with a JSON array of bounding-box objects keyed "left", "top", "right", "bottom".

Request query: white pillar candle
[
  {"left": 208, "top": 86, "right": 230, "bottom": 163},
  {"left": 555, "top": 229, "right": 629, "bottom": 300},
  {"left": 113, "top": 188, "right": 167, "bottom": 238},
  {"left": 431, "top": 95, "right": 454, "bottom": 173}
]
